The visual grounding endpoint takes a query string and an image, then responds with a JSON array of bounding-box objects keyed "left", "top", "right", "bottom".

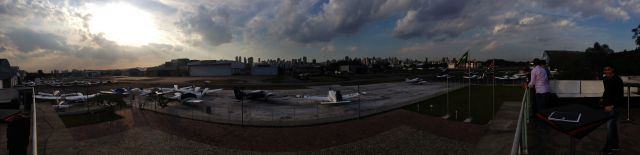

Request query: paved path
[
  {"left": 36, "top": 103, "right": 487, "bottom": 154},
  {"left": 473, "top": 102, "right": 521, "bottom": 155}
]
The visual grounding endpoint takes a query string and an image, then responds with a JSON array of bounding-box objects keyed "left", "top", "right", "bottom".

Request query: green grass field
[
  {"left": 404, "top": 85, "right": 525, "bottom": 124},
  {"left": 60, "top": 110, "right": 123, "bottom": 128}
]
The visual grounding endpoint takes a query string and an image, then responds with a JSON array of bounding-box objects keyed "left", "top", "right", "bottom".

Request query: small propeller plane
[{"left": 300, "top": 90, "right": 365, "bottom": 105}]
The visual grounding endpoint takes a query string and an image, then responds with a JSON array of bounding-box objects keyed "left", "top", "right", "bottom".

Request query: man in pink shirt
[{"left": 525, "top": 59, "right": 551, "bottom": 128}]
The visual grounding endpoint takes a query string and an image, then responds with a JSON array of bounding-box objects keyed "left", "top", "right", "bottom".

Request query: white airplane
[
  {"left": 164, "top": 87, "right": 222, "bottom": 104},
  {"left": 301, "top": 90, "right": 365, "bottom": 105},
  {"left": 100, "top": 88, "right": 142, "bottom": 95},
  {"left": 35, "top": 91, "right": 98, "bottom": 101},
  {"left": 496, "top": 75, "right": 510, "bottom": 80},
  {"left": 436, "top": 74, "right": 454, "bottom": 78},
  {"left": 233, "top": 87, "right": 274, "bottom": 101},
  {"left": 52, "top": 100, "right": 72, "bottom": 109},
  {"left": 405, "top": 78, "right": 428, "bottom": 85},
  {"left": 463, "top": 75, "right": 477, "bottom": 79}
]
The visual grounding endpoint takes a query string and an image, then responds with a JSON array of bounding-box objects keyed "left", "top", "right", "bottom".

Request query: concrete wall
[
  {"left": 189, "top": 65, "right": 232, "bottom": 76},
  {"left": 551, "top": 80, "right": 638, "bottom": 98}
]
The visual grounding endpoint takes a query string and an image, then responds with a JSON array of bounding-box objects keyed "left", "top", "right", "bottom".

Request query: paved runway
[{"left": 134, "top": 81, "right": 466, "bottom": 126}]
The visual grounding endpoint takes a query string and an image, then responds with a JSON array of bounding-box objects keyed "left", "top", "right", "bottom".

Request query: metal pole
[
  {"left": 358, "top": 84, "right": 361, "bottom": 119},
  {"left": 493, "top": 67, "right": 496, "bottom": 120},
  {"left": 443, "top": 76, "right": 449, "bottom": 119},
  {"left": 31, "top": 88, "right": 37, "bottom": 155},
  {"left": 241, "top": 87, "right": 244, "bottom": 126},
  {"left": 627, "top": 86, "right": 631, "bottom": 121}
]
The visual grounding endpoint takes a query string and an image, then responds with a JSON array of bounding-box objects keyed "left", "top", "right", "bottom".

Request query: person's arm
[{"left": 528, "top": 68, "right": 537, "bottom": 88}]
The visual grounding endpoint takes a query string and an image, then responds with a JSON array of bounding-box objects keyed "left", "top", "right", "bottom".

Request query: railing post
[
  {"left": 521, "top": 89, "right": 529, "bottom": 154},
  {"left": 31, "top": 88, "right": 37, "bottom": 155}
]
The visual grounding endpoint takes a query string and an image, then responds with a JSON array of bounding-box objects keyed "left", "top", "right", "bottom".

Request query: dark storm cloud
[
  {"left": 269, "top": 0, "right": 414, "bottom": 43},
  {"left": 5, "top": 28, "right": 68, "bottom": 52},
  {"left": 177, "top": 5, "right": 232, "bottom": 46}
]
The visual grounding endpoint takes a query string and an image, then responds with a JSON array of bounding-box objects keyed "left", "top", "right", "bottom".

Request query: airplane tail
[
  {"left": 174, "top": 85, "right": 179, "bottom": 91},
  {"left": 233, "top": 87, "right": 244, "bottom": 100},
  {"left": 199, "top": 88, "right": 209, "bottom": 98}
]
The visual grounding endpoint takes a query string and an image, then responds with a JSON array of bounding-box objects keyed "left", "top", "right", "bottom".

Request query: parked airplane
[
  {"left": 233, "top": 87, "right": 274, "bottom": 101},
  {"left": 301, "top": 90, "right": 365, "bottom": 105},
  {"left": 165, "top": 88, "right": 222, "bottom": 104},
  {"left": 99, "top": 88, "right": 142, "bottom": 95},
  {"left": 35, "top": 91, "right": 98, "bottom": 101},
  {"left": 52, "top": 100, "right": 73, "bottom": 109},
  {"left": 436, "top": 74, "right": 454, "bottom": 78},
  {"left": 405, "top": 78, "right": 428, "bottom": 85}
]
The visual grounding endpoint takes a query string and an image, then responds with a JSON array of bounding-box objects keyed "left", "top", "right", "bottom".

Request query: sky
[{"left": 0, "top": 0, "right": 639, "bottom": 72}]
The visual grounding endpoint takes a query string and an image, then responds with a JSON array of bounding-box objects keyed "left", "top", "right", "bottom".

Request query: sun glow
[{"left": 87, "top": 2, "right": 160, "bottom": 46}]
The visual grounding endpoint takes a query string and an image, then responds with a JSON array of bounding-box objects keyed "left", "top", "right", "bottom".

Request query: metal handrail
[
  {"left": 510, "top": 89, "right": 530, "bottom": 155},
  {"left": 31, "top": 88, "right": 37, "bottom": 155}
]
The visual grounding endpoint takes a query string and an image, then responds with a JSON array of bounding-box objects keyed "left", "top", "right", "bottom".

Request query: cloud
[
  {"left": 349, "top": 46, "right": 358, "bottom": 53},
  {"left": 320, "top": 43, "right": 336, "bottom": 53},
  {"left": 267, "top": 0, "right": 414, "bottom": 43},
  {"left": 537, "top": 0, "right": 632, "bottom": 21},
  {"left": 5, "top": 28, "right": 68, "bottom": 52},
  {"left": 176, "top": 5, "right": 232, "bottom": 46},
  {"left": 480, "top": 41, "right": 498, "bottom": 52}
]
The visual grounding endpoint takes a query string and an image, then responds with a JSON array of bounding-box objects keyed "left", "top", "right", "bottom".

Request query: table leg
[{"left": 570, "top": 137, "right": 576, "bottom": 155}]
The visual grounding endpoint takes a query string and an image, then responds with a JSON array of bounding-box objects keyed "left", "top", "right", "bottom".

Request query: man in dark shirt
[{"left": 601, "top": 65, "right": 623, "bottom": 154}]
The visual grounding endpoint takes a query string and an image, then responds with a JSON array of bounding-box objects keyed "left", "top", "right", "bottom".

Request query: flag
[{"left": 456, "top": 51, "right": 469, "bottom": 67}]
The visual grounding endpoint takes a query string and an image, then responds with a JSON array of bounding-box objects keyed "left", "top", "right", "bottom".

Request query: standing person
[
  {"left": 525, "top": 59, "right": 551, "bottom": 127},
  {"left": 601, "top": 65, "right": 623, "bottom": 154}
]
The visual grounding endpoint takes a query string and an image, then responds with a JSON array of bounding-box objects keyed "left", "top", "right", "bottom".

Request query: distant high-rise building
[
  {"left": 312, "top": 59, "right": 316, "bottom": 64},
  {"left": 244, "top": 57, "right": 247, "bottom": 64},
  {"left": 303, "top": 56, "right": 307, "bottom": 63}
]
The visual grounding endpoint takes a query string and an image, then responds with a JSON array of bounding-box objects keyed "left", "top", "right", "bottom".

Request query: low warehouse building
[
  {"left": 251, "top": 64, "right": 278, "bottom": 76},
  {"left": 188, "top": 60, "right": 244, "bottom": 76}
]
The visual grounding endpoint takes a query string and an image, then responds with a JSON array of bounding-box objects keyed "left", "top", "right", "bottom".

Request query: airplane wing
[
  {"left": 37, "top": 92, "right": 53, "bottom": 96},
  {"left": 341, "top": 93, "right": 361, "bottom": 100},
  {"left": 320, "top": 100, "right": 351, "bottom": 105},
  {"left": 205, "top": 88, "right": 223, "bottom": 93},
  {"left": 35, "top": 95, "right": 61, "bottom": 100},
  {"left": 184, "top": 99, "right": 204, "bottom": 103},
  {"left": 100, "top": 91, "right": 115, "bottom": 94},
  {"left": 168, "top": 93, "right": 181, "bottom": 99},
  {"left": 303, "top": 96, "right": 330, "bottom": 101}
]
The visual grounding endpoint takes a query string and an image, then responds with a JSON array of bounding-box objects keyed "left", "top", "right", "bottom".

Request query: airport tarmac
[{"left": 133, "top": 81, "right": 466, "bottom": 126}]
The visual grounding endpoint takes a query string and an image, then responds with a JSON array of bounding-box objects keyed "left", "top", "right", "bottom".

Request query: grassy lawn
[
  {"left": 404, "top": 85, "right": 525, "bottom": 124},
  {"left": 60, "top": 110, "right": 123, "bottom": 128}
]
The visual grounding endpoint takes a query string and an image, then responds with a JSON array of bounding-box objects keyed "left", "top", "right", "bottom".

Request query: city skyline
[{"left": 1, "top": 0, "right": 639, "bottom": 71}]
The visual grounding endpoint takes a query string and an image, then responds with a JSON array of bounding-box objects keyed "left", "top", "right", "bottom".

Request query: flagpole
[
  {"left": 464, "top": 51, "right": 472, "bottom": 123},
  {"left": 442, "top": 74, "right": 450, "bottom": 119},
  {"left": 491, "top": 59, "right": 496, "bottom": 121}
]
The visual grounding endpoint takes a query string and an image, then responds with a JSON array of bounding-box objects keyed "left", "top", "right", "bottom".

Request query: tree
[{"left": 633, "top": 24, "right": 640, "bottom": 49}]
